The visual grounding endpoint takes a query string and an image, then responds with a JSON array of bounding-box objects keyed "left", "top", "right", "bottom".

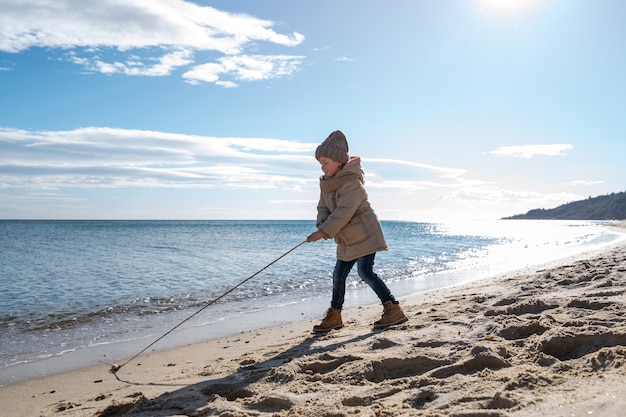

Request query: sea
[{"left": 1, "top": 219, "right": 624, "bottom": 386}]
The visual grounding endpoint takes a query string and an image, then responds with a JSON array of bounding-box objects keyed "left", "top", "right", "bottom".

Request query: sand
[{"left": 1, "top": 227, "right": 625, "bottom": 417}]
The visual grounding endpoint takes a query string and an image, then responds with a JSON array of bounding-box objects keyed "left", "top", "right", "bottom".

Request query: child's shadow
[{"left": 107, "top": 330, "right": 378, "bottom": 416}]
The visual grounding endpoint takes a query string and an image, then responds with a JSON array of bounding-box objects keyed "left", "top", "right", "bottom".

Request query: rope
[{"left": 111, "top": 240, "right": 307, "bottom": 374}]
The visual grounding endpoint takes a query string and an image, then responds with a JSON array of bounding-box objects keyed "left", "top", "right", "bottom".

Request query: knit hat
[{"left": 315, "top": 130, "right": 349, "bottom": 164}]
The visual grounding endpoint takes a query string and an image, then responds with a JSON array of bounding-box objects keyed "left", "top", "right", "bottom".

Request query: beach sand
[{"left": 1, "top": 229, "right": 625, "bottom": 416}]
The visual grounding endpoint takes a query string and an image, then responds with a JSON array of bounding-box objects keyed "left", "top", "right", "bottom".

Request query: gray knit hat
[{"left": 315, "top": 130, "right": 349, "bottom": 164}]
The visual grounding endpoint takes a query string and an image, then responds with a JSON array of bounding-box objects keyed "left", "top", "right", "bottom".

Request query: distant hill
[{"left": 503, "top": 191, "right": 626, "bottom": 220}]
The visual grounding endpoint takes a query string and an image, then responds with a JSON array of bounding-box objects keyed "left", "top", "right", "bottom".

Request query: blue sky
[{"left": 1, "top": 0, "right": 624, "bottom": 221}]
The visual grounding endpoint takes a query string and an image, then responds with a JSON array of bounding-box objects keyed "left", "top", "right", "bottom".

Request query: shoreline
[
  {"left": 2, "top": 220, "right": 623, "bottom": 387},
  {"left": 1, "top": 226, "right": 625, "bottom": 416}
]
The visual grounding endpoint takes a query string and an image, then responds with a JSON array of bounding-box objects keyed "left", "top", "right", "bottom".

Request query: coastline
[{"left": 1, "top": 223, "right": 625, "bottom": 416}]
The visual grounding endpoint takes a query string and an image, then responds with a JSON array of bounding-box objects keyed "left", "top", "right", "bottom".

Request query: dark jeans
[{"left": 330, "top": 252, "right": 396, "bottom": 309}]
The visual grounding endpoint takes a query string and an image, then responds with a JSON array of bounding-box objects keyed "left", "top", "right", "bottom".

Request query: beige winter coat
[{"left": 316, "top": 157, "right": 388, "bottom": 261}]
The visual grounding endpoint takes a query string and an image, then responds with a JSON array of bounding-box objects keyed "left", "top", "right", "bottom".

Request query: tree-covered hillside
[{"left": 503, "top": 191, "right": 626, "bottom": 220}]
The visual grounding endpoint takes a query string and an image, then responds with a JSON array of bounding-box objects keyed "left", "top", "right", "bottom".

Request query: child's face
[{"left": 318, "top": 157, "right": 342, "bottom": 177}]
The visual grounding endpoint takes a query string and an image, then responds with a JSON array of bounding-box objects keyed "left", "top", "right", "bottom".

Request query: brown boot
[
  {"left": 373, "top": 301, "right": 408, "bottom": 329},
  {"left": 313, "top": 307, "right": 343, "bottom": 333}
]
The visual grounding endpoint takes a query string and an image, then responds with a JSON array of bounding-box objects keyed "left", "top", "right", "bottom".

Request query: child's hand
[{"left": 306, "top": 231, "right": 324, "bottom": 242}]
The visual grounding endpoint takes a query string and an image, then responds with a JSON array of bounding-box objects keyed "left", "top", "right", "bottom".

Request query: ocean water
[{"left": 0, "top": 219, "right": 623, "bottom": 385}]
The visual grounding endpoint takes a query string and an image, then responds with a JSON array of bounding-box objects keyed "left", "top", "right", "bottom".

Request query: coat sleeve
[
  {"left": 318, "top": 178, "right": 366, "bottom": 238},
  {"left": 316, "top": 190, "right": 331, "bottom": 229}
]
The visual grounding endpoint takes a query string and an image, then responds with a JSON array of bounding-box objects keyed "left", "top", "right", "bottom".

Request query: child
[{"left": 306, "top": 130, "right": 408, "bottom": 332}]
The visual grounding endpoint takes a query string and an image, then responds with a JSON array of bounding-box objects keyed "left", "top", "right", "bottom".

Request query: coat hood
[{"left": 320, "top": 156, "right": 363, "bottom": 193}]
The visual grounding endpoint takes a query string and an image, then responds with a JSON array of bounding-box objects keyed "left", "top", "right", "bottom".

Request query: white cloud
[
  {"left": 0, "top": 0, "right": 305, "bottom": 86},
  {"left": 363, "top": 158, "right": 468, "bottom": 192},
  {"left": 567, "top": 179, "right": 603, "bottom": 186},
  {"left": 0, "top": 127, "right": 318, "bottom": 191},
  {"left": 489, "top": 144, "right": 573, "bottom": 158},
  {"left": 182, "top": 54, "right": 304, "bottom": 85},
  {"left": 0, "top": 192, "right": 83, "bottom": 203},
  {"left": 0, "top": 127, "right": 475, "bottom": 197},
  {"left": 68, "top": 49, "right": 195, "bottom": 76},
  {"left": 267, "top": 199, "right": 317, "bottom": 205}
]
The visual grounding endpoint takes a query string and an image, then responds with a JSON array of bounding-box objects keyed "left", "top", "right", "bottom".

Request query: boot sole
[
  {"left": 312, "top": 324, "right": 344, "bottom": 333},
  {"left": 373, "top": 316, "right": 408, "bottom": 329}
]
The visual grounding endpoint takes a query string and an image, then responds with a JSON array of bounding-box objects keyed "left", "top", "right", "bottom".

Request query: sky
[{"left": 0, "top": 0, "right": 625, "bottom": 221}]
